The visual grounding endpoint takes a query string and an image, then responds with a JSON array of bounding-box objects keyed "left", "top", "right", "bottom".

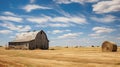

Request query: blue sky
[{"left": 0, "top": 0, "right": 120, "bottom": 46}]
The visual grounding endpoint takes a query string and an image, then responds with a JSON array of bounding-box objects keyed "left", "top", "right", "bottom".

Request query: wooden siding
[
  {"left": 8, "top": 30, "right": 49, "bottom": 50},
  {"left": 35, "top": 30, "right": 49, "bottom": 49},
  {"left": 9, "top": 42, "right": 29, "bottom": 50}
]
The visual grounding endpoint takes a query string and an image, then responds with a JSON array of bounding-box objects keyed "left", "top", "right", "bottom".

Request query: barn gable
[
  {"left": 8, "top": 30, "right": 49, "bottom": 50},
  {"left": 35, "top": 30, "right": 49, "bottom": 49}
]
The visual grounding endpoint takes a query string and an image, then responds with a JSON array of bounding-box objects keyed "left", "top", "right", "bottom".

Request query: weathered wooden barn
[{"left": 8, "top": 30, "right": 49, "bottom": 50}]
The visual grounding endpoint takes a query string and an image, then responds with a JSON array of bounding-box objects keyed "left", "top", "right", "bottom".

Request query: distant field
[{"left": 0, "top": 47, "right": 120, "bottom": 67}]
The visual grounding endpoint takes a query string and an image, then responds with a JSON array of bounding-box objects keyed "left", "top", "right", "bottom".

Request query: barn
[{"left": 8, "top": 30, "right": 49, "bottom": 50}]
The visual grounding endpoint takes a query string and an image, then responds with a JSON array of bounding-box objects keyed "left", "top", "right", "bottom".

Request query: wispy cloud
[
  {"left": 0, "top": 11, "right": 23, "bottom": 23},
  {"left": 9, "top": 36, "right": 15, "bottom": 38},
  {"left": 3, "top": 11, "right": 16, "bottom": 16},
  {"left": 52, "top": 16, "right": 87, "bottom": 24},
  {"left": 53, "top": 0, "right": 99, "bottom": 4},
  {"left": 49, "top": 23, "right": 72, "bottom": 27},
  {"left": 58, "top": 32, "right": 83, "bottom": 39},
  {"left": 53, "top": 0, "right": 99, "bottom": 17},
  {"left": 26, "top": 16, "right": 50, "bottom": 23},
  {"left": 91, "top": 15, "right": 117, "bottom": 23},
  {"left": 117, "top": 37, "right": 120, "bottom": 40},
  {"left": 92, "top": 27, "right": 115, "bottom": 34},
  {"left": 48, "top": 29, "right": 71, "bottom": 34},
  {"left": 89, "top": 33, "right": 105, "bottom": 39},
  {"left": 27, "top": 15, "right": 87, "bottom": 28},
  {"left": 53, "top": 0, "right": 71, "bottom": 4},
  {"left": 30, "top": 0, "right": 36, "bottom": 3},
  {"left": 89, "top": 26, "right": 115, "bottom": 38},
  {"left": 27, "top": 15, "right": 87, "bottom": 24},
  {"left": 51, "top": 3, "right": 71, "bottom": 17},
  {"left": 0, "top": 16, "right": 23, "bottom": 22},
  {"left": 0, "top": 30, "right": 12, "bottom": 34},
  {"left": 93, "top": 0, "right": 120, "bottom": 13},
  {"left": 89, "top": 33, "right": 100, "bottom": 37},
  {"left": 0, "top": 22, "right": 31, "bottom": 32},
  {"left": 22, "top": 4, "right": 52, "bottom": 12}
]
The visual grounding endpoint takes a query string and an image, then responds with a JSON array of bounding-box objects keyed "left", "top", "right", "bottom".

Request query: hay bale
[
  {"left": 74, "top": 46, "right": 79, "bottom": 48},
  {"left": 49, "top": 48, "right": 55, "bottom": 50},
  {"left": 97, "top": 46, "right": 99, "bottom": 47},
  {"left": 102, "top": 41, "right": 117, "bottom": 52},
  {"left": 65, "top": 46, "right": 68, "bottom": 48},
  {"left": 91, "top": 45, "right": 94, "bottom": 47}
]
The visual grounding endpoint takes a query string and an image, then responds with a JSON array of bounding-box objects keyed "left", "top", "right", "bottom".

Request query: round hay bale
[{"left": 102, "top": 41, "right": 117, "bottom": 52}]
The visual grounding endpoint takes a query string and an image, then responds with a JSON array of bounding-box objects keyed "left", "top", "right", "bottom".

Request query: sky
[{"left": 0, "top": 0, "right": 120, "bottom": 47}]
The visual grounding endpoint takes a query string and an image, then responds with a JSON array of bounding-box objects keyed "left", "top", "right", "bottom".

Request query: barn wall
[
  {"left": 29, "top": 40, "right": 36, "bottom": 50},
  {"left": 35, "top": 30, "right": 49, "bottom": 49},
  {"left": 9, "top": 42, "right": 29, "bottom": 49}
]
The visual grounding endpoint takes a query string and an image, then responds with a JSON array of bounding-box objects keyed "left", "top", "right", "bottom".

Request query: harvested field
[{"left": 0, "top": 47, "right": 120, "bottom": 67}]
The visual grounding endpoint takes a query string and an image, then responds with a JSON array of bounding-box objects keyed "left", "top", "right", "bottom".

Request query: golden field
[{"left": 0, "top": 47, "right": 120, "bottom": 67}]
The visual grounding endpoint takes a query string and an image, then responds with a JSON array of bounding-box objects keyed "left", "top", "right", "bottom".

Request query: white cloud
[
  {"left": 52, "top": 30, "right": 63, "bottom": 34},
  {"left": 71, "top": 0, "right": 99, "bottom": 4},
  {"left": 70, "top": 17, "right": 87, "bottom": 24},
  {"left": 27, "top": 16, "right": 87, "bottom": 28},
  {"left": 53, "top": 0, "right": 71, "bottom": 4},
  {"left": 30, "top": 0, "right": 35, "bottom": 3},
  {"left": 89, "top": 33, "right": 105, "bottom": 38},
  {"left": 21, "top": 25, "right": 31, "bottom": 32},
  {"left": 93, "top": 0, "right": 120, "bottom": 13},
  {"left": 27, "top": 16, "right": 87, "bottom": 24},
  {"left": 91, "top": 15, "right": 116, "bottom": 23},
  {"left": 0, "top": 22, "right": 31, "bottom": 32},
  {"left": 51, "top": 17, "right": 70, "bottom": 23},
  {"left": 35, "top": 23, "right": 73, "bottom": 28},
  {"left": 9, "top": 36, "right": 15, "bottom": 38},
  {"left": 49, "top": 29, "right": 71, "bottom": 34},
  {"left": 52, "top": 16, "right": 87, "bottom": 24},
  {"left": 52, "top": 17, "right": 87, "bottom": 24},
  {"left": 27, "top": 17, "right": 49, "bottom": 23},
  {"left": 0, "top": 30, "right": 12, "bottom": 34},
  {"left": 89, "top": 33, "right": 100, "bottom": 37},
  {"left": 15, "top": 31, "right": 38, "bottom": 40},
  {"left": 92, "top": 27, "right": 115, "bottom": 34},
  {"left": 3, "top": 11, "right": 16, "bottom": 16},
  {"left": 117, "top": 37, "right": 120, "bottom": 40},
  {"left": 54, "top": 0, "right": 99, "bottom": 4},
  {"left": 58, "top": 32, "right": 83, "bottom": 39},
  {"left": 89, "top": 26, "right": 115, "bottom": 38},
  {"left": 26, "top": 16, "right": 51, "bottom": 23},
  {"left": 49, "top": 23, "right": 71, "bottom": 27},
  {"left": 0, "top": 16, "right": 23, "bottom": 22},
  {"left": 22, "top": 4, "right": 51, "bottom": 12}
]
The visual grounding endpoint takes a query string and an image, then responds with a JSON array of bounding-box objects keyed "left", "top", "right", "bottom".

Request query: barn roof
[{"left": 11, "top": 31, "right": 39, "bottom": 42}]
